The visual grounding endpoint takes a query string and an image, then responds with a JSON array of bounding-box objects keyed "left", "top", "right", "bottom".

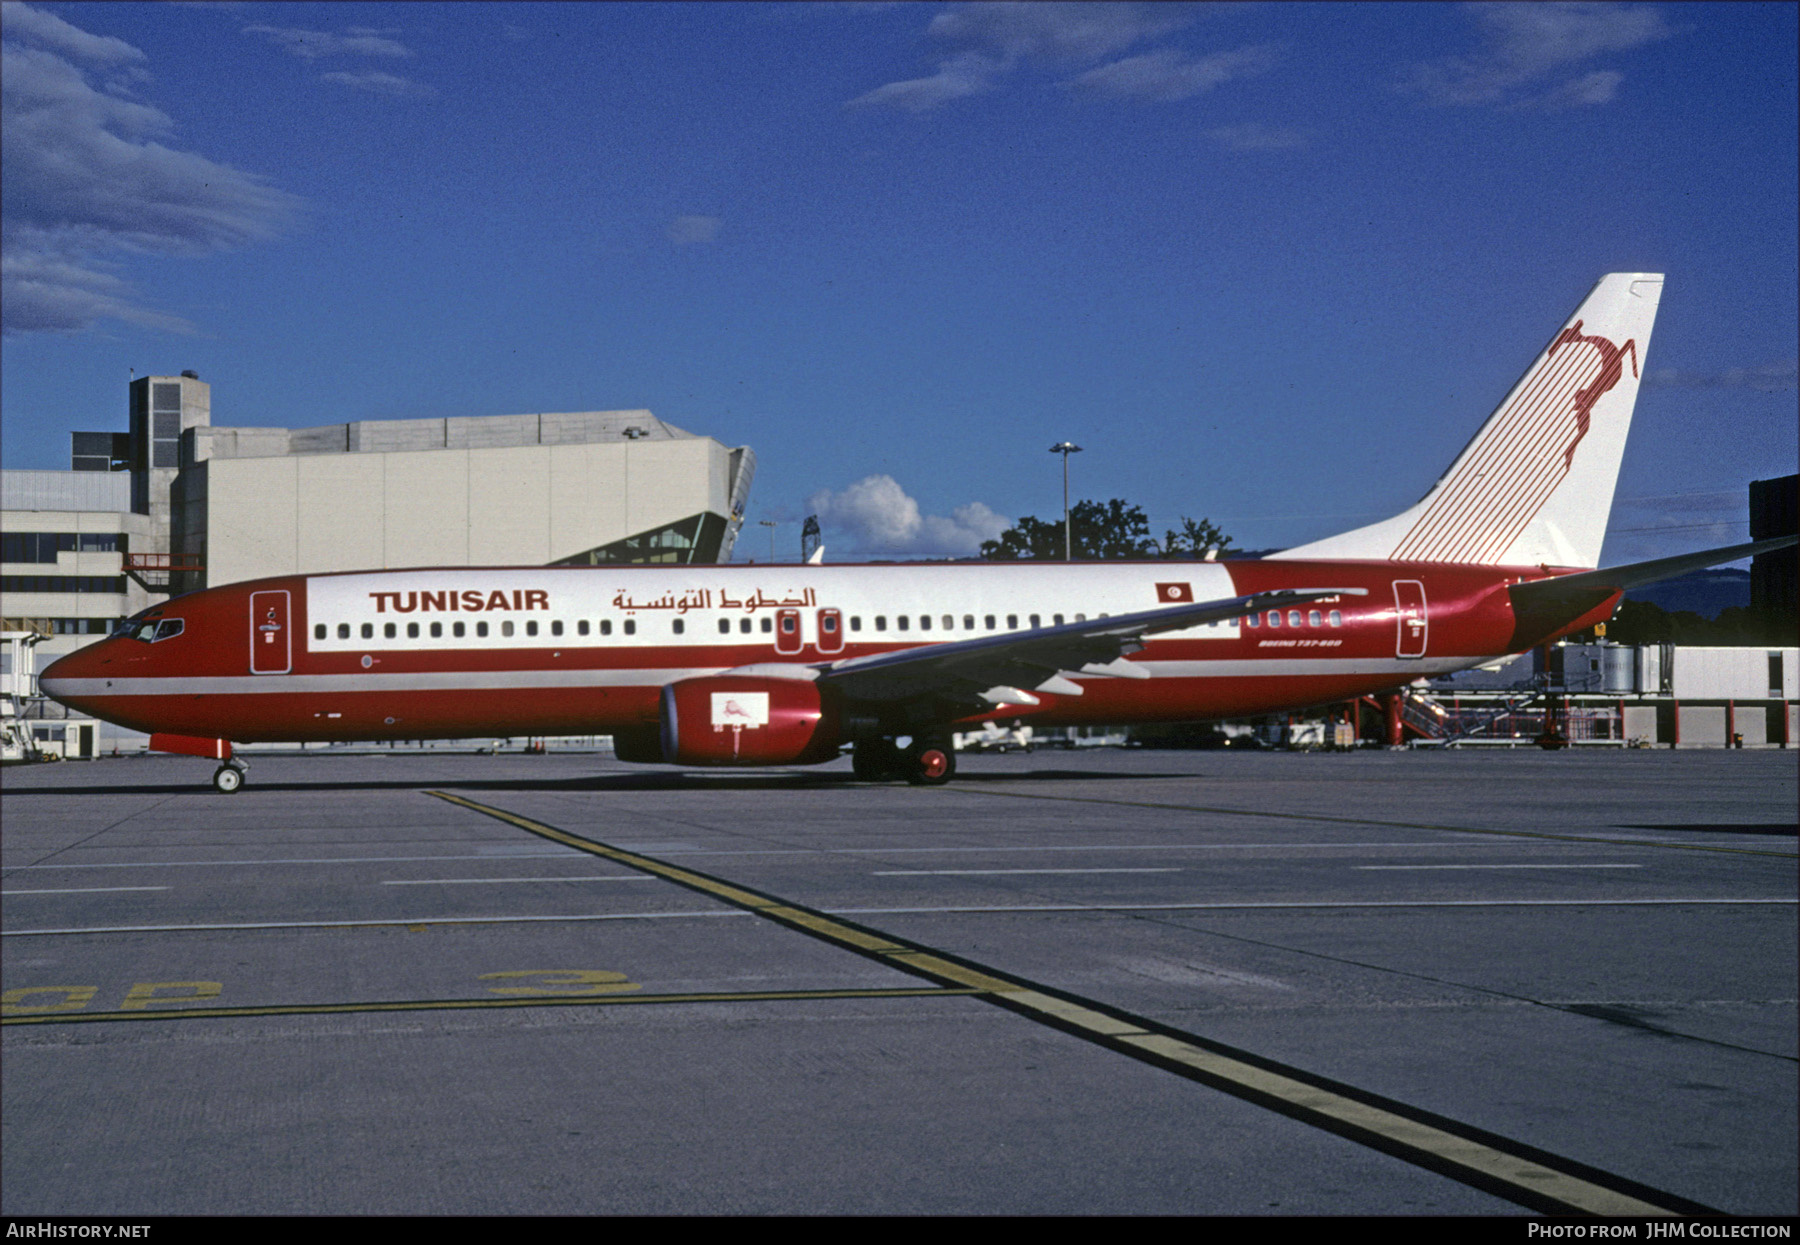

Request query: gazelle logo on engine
[{"left": 712, "top": 693, "right": 769, "bottom": 731}]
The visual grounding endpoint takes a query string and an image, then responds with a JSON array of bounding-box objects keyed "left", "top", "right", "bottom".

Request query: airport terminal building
[{"left": 2, "top": 373, "right": 755, "bottom": 752}]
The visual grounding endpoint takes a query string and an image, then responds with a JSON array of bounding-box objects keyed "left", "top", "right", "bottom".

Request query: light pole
[
  {"left": 759, "top": 520, "right": 777, "bottom": 563},
  {"left": 1048, "top": 442, "right": 1082, "bottom": 561}
]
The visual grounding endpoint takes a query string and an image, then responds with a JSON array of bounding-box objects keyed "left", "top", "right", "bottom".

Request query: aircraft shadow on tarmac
[
  {"left": 1619, "top": 823, "right": 1798, "bottom": 837},
  {"left": 1, "top": 766, "right": 1197, "bottom": 797}
]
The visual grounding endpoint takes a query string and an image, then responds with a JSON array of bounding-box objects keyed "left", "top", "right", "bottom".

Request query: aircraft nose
[{"left": 38, "top": 644, "right": 106, "bottom": 709}]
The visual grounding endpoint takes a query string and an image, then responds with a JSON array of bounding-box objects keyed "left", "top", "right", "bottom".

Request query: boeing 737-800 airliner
[{"left": 39, "top": 274, "right": 1793, "bottom": 791}]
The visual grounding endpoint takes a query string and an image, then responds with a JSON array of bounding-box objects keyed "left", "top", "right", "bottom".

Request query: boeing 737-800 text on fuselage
[{"left": 39, "top": 274, "right": 1793, "bottom": 791}]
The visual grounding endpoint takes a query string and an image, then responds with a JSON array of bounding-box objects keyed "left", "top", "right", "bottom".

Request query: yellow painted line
[
  {"left": 942, "top": 787, "right": 1798, "bottom": 859},
  {"left": 423, "top": 791, "right": 1718, "bottom": 1216},
  {"left": 0, "top": 985, "right": 977, "bottom": 1026}
]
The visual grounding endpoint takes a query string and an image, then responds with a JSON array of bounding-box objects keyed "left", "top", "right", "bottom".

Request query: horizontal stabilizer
[{"left": 1510, "top": 535, "right": 1797, "bottom": 615}]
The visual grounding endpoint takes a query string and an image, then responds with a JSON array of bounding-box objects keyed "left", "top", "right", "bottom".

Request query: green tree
[{"left": 979, "top": 500, "right": 1234, "bottom": 561}]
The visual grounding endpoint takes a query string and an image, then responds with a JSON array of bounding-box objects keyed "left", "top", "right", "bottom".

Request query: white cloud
[
  {"left": 806, "top": 475, "right": 1011, "bottom": 556},
  {"left": 1403, "top": 2, "right": 1672, "bottom": 110},
  {"left": 1645, "top": 360, "right": 1798, "bottom": 393},
  {"left": 665, "top": 215, "right": 722, "bottom": 246},
  {"left": 1207, "top": 121, "right": 1308, "bottom": 150},
  {"left": 241, "top": 24, "right": 413, "bottom": 61},
  {"left": 1, "top": 6, "right": 300, "bottom": 335},
  {"left": 851, "top": 1, "right": 1234, "bottom": 113},
  {"left": 927, "top": 2, "right": 1194, "bottom": 65},
  {"left": 847, "top": 51, "right": 1000, "bottom": 112},
  {"left": 1068, "top": 43, "right": 1279, "bottom": 102},
  {"left": 320, "top": 69, "right": 434, "bottom": 97},
  {"left": 1, "top": 1, "right": 143, "bottom": 65}
]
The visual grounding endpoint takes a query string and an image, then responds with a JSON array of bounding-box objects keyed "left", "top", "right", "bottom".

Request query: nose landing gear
[{"left": 211, "top": 758, "right": 249, "bottom": 793}]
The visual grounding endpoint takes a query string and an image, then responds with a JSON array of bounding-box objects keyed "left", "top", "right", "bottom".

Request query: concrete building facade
[{"left": 2, "top": 373, "right": 755, "bottom": 749}]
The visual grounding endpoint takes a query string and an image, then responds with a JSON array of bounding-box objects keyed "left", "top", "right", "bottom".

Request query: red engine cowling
[{"left": 659, "top": 676, "right": 841, "bottom": 766}]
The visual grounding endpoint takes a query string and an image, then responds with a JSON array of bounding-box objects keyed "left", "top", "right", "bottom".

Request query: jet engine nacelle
[{"left": 658, "top": 676, "right": 841, "bottom": 766}]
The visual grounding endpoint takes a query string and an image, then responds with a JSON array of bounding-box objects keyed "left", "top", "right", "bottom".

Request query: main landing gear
[
  {"left": 852, "top": 735, "right": 957, "bottom": 786},
  {"left": 211, "top": 758, "right": 249, "bottom": 794}
]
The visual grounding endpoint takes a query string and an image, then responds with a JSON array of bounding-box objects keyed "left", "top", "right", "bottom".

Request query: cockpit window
[{"left": 124, "top": 617, "right": 184, "bottom": 643}]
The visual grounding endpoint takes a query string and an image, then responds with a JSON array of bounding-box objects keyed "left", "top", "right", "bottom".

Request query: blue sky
[{"left": 3, "top": 1, "right": 1795, "bottom": 564}]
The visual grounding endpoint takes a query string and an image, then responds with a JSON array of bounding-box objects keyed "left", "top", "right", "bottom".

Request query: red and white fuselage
[{"left": 37, "top": 558, "right": 1609, "bottom": 745}]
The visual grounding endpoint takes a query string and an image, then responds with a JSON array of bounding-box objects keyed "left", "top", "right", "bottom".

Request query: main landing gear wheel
[
  {"left": 904, "top": 738, "right": 956, "bottom": 786},
  {"left": 211, "top": 762, "right": 247, "bottom": 794},
  {"left": 852, "top": 738, "right": 900, "bottom": 782}
]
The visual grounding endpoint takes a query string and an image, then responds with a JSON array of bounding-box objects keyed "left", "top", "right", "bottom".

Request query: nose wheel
[{"left": 211, "top": 759, "right": 248, "bottom": 793}]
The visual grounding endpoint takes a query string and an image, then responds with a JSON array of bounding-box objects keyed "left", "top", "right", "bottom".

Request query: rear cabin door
[
  {"left": 774, "top": 608, "right": 803, "bottom": 656},
  {"left": 250, "top": 590, "right": 292, "bottom": 674},
  {"left": 1393, "top": 580, "right": 1427, "bottom": 659}
]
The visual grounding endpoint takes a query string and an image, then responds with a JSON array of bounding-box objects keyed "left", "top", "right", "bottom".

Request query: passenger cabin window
[
  {"left": 740, "top": 618, "right": 752, "bottom": 634},
  {"left": 964, "top": 615, "right": 975, "bottom": 630},
  {"left": 600, "top": 620, "right": 612, "bottom": 636},
  {"left": 897, "top": 616, "right": 910, "bottom": 632},
  {"left": 1288, "top": 610, "right": 1302, "bottom": 628},
  {"left": 919, "top": 616, "right": 930, "bottom": 631},
  {"left": 1267, "top": 612, "right": 1281, "bottom": 628},
  {"left": 943, "top": 615, "right": 954, "bottom": 631},
  {"left": 384, "top": 623, "right": 397, "bottom": 639},
  {"left": 362, "top": 623, "right": 374, "bottom": 639},
  {"left": 673, "top": 619, "right": 685, "bottom": 635},
  {"left": 454, "top": 621, "right": 466, "bottom": 638},
  {"left": 1329, "top": 610, "right": 1342, "bottom": 627},
  {"left": 624, "top": 620, "right": 636, "bottom": 636},
  {"left": 850, "top": 617, "right": 862, "bottom": 632},
  {"left": 718, "top": 619, "right": 731, "bottom": 635},
  {"left": 314, "top": 624, "right": 326, "bottom": 640},
  {"left": 525, "top": 620, "right": 538, "bottom": 637},
  {"left": 985, "top": 615, "right": 996, "bottom": 629},
  {"left": 431, "top": 622, "right": 442, "bottom": 638},
  {"left": 1007, "top": 615, "right": 1018, "bottom": 629},
  {"left": 1247, "top": 614, "right": 1260, "bottom": 628},
  {"left": 875, "top": 616, "right": 886, "bottom": 631},
  {"left": 1309, "top": 610, "right": 1322, "bottom": 627},
  {"left": 407, "top": 622, "right": 419, "bottom": 639},
  {"left": 338, "top": 623, "right": 350, "bottom": 639},
  {"left": 578, "top": 620, "right": 590, "bottom": 636},
  {"left": 1029, "top": 614, "right": 1041, "bottom": 629},
  {"left": 477, "top": 622, "right": 489, "bottom": 638},
  {"left": 551, "top": 620, "right": 563, "bottom": 637},
  {"left": 759, "top": 617, "right": 771, "bottom": 634},
  {"left": 1053, "top": 614, "right": 1064, "bottom": 626}
]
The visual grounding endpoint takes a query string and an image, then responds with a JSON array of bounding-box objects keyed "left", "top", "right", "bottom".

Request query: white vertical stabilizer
[{"left": 1269, "top": 273, "right": 1663, "bottom": 569}]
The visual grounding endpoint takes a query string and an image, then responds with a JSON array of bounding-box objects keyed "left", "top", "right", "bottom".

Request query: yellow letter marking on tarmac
[
  {"left": 2, "top": 986, "right": 98, "bottom": 1015},
  {"left": 423, "top": 790, "right": 1716, "bottom": 1217},
  {"left": 119, "top": 982, "right": 223, "bottom": 1010},
  {"left": 479, "top": 970, "right": 640, "bottom": 996}
]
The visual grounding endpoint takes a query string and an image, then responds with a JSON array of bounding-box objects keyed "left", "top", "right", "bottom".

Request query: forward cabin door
[
  {"left": 1393, "top": 580, "right": 1427, "bottom": 659},
  {"left": 250, "top": 590, "right": 292, "bottom": 674},
  {"left": 774, "top": 608, "right": 803, "bottom": 656}
]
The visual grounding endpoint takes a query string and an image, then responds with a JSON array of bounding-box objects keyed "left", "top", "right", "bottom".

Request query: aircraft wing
[
  {"left": 817, "top": 586, "right": 1368, "bottom": 708},
  {"left": 1510, "top": 534, "right": 1797, "bottom": 616}
]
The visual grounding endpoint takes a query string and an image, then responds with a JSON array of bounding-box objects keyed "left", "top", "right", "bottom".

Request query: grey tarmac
[{"left": 2, "top": 746, "right": 1794, "bottom": 1215}]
